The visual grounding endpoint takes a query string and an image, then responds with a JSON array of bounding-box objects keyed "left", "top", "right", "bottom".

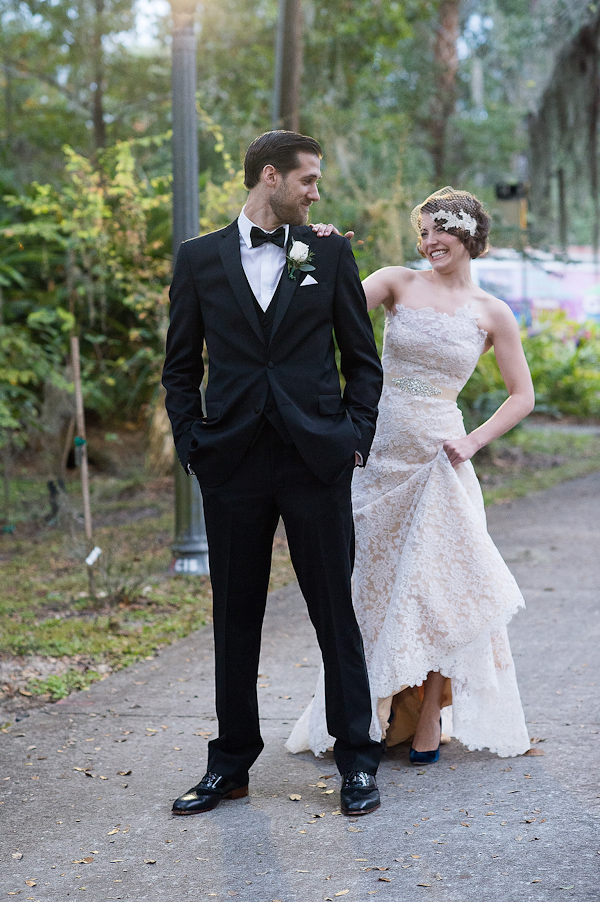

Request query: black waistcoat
[{"left": 250, "top": 276, "right": 293, "bottom": 444}]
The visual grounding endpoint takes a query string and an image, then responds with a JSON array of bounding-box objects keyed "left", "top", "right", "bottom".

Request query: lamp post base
[
  {"left": 171, "top": 464, "right": 209, "bottom": 575},
  {"left": 170, "top": 553, "right": 209, "bottom": 575}
]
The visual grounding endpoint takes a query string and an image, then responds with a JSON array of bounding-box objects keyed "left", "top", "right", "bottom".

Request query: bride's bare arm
[
  {"left": 362, "top": 267, "right": 412, "bottom": 312},
  {"left": 443, "top": 301, "right": 535, "bottom": 468}
]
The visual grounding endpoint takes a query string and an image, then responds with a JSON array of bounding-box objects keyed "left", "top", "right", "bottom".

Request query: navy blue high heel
[{"left": 409, "top": 717, "right": 442, "bottom": 765}]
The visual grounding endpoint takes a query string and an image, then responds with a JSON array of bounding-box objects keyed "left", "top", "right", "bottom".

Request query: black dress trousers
[{"left": 199, "top": 421, "right": 382, "bottom": 782}]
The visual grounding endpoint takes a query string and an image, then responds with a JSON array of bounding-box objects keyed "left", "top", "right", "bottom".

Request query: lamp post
[
  {"left": 169, "top": 0, "right": 209, "bottom": 575},
  {"left": 271, "top": 0, "right": 303, "bottom": 131}
]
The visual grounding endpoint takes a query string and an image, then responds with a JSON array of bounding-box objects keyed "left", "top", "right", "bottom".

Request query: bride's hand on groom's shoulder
[{"left": 311, "top": 222, "right": 355, "bottom": 240}]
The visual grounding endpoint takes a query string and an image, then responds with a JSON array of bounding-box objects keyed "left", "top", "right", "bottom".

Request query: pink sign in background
[{"left": 472, "top": 248, "right": 600, "bottom": 323}]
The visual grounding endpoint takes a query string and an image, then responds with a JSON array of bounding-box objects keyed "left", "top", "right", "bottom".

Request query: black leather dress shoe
[
  {"left": 172, "top": 772, "right": 248, "bottom": 815},
  {"left": 340, "top": 771, "right": 380, "bottom": 816}
]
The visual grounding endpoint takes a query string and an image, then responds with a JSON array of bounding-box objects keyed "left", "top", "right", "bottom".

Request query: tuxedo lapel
[
  {"left": 218, "top": 224, "right": 265, "bottom": 345},
  {"left": 270, "top": 226, "right": 303, "bottom": 341}
]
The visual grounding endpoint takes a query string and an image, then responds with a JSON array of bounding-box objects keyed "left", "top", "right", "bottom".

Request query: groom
[{"left": 162, "top": 130, "right": 383, "bottom": 817}]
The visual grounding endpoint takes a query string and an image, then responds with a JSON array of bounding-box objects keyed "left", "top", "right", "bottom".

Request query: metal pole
[
  {"left": 271, "top": 0, "right": 286, "bottom": 128},
  {"left": 271, "top": 0, "right": 302, "bottom": 132},
  {"left": 169, "top": 0, "right": 209, "bottom": 575}
]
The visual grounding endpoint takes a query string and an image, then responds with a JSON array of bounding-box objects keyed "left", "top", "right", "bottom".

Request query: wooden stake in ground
[{"left": 70, "top": 335, "right": 95, "bottom": 597}]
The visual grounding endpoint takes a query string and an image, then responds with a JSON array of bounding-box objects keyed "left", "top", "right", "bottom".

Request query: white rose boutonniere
[{"left": 286, "top": 239, "right": 315, "bottom": 281}]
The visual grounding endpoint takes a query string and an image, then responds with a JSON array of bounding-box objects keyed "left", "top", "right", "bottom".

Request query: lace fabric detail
[{"left": 286, "top": 303, "right": 530, "bottom": 760}]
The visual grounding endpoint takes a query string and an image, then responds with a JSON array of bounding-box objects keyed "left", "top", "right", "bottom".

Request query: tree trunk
[
  {"left": 92, "top": 0, "right": 107, "bottom": 150},
  {"left": 588, "top": 25, "right": 600, "bottom": 262},
  {"left": 429, "top": 0, "right": 459, "bottom": 183},
  {"left": 3, "top": 61, "right": 13, "bottom": 152},
  {"left": 273, "top": 0, "right": 303, "bottom": 132},
  {"left": 146, "top": 385, "right": 175, "bottom": 477},
  {"left": 2, "top": 438, "right": 10, "bottom": 523}
]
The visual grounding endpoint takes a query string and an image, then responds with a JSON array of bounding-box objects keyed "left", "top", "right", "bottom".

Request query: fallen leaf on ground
[
  {"left": 378, "top": 877, "right": 391, "bottom": 882},
  {"left": 107, "top": 829, "right": 119, "bottom": 835},
  {"left": 524, "top": 749, "right": 545, "bottom": 757},
  {"left": 12, "top": 852, "right": 23, "bottom": 860},
  {"left": 334, "top": 892, "right": 350, "bottom": 897},
  {"left": 24, "top": 881, "right": 36, "bottom": 887},
  {"left": 289, "top": 794, "right": 302, "bottom": 801},
  {"left": 117, "top": 770, "right": 132, "bottom": 776},
  {"left": 322, "top": 789, "right": 334, "bottom": 795},
  {"left": 417, "top": 883, "right": 431, "bottom": 888},
  {"left": 82, "top": 856, "right": 94, "bottom": 864},
  {"left": 144, "top": 859, "right": 156, "bottom": 865},
  {"left": 348, "top": 827, "right": 362, "bottom": 833}
]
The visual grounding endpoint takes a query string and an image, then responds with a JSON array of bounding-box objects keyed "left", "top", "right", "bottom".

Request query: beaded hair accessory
[
  {"left": 410, "top": 186, "right": 480, "bottom": 237},
  {"left": 431, "top": 208, "right": 477, "bottom": 236}
]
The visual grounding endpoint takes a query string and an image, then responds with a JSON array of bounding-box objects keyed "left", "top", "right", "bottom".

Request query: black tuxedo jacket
[{"left": 162, "top": 220, "right": 383, "bottom": 487}]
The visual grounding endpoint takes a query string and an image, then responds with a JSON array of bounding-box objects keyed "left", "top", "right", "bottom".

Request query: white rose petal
[{"left": 289, "top": 240, "right": 310, "bottom": 263}]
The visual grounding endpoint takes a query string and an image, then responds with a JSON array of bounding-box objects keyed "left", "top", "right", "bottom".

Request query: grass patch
[
  {"left": 27, "top": 669, "right": 101, "bottom": 700},
  {"left": 0, "top": 471, "right": 294, "bottom": 711},
  {"left": 476, "top": 426, "right": 600, "bottom": 505}
]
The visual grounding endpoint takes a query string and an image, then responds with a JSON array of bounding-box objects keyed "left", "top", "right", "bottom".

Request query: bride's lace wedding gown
[{"left": 286, "top": 303, "right": 530, "bottom": 758}]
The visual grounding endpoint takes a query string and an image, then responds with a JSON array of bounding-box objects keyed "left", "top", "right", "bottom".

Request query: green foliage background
[{"left": 0, "top": 0, "right": 599, "bottom": 463}]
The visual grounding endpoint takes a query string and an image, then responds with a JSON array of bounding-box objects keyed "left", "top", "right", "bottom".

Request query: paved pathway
[{"left": 1, "top": 474, "right": 599, "bottom": 901}]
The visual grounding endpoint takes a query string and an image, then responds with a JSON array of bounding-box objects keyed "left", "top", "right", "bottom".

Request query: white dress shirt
[{"left": 238, "top": 206, "right": 289, "bottom": 311}]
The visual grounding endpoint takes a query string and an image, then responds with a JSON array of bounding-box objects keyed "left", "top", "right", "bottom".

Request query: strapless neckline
[{"left": 389, "top": 302, "right": 488, "bottom": 337}]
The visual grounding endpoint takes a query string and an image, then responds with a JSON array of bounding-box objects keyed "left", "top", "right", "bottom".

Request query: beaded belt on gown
[{"left": 383, "top": 372, "right": 459, "bottom": 401}]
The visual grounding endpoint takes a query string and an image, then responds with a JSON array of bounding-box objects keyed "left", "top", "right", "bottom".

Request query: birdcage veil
[{"left": 411, "top": 186, "right": 490, "bottom": 257}]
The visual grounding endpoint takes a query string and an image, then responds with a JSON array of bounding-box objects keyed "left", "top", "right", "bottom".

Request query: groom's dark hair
[{"left": 244, "top": 130, "right": 322, "bottom": 189}]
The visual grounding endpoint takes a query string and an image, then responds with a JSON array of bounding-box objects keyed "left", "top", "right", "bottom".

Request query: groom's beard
[{"left": 269, "top": 183, "right": 311, "bottom": 226}]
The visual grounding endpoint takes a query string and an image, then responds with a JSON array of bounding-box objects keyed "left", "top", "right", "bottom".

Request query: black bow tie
[{"left": 250, "top": 225, "right": 286, "bottom": 248}]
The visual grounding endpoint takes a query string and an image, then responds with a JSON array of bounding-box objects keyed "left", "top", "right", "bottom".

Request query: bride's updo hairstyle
[{"left": 411, "top": 186, "right": 490, "bottom": 259}]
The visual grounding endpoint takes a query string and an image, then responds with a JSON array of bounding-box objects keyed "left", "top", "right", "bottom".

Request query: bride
[{"left": 287, "top": 187, "right": 534, "bottom": 762}]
